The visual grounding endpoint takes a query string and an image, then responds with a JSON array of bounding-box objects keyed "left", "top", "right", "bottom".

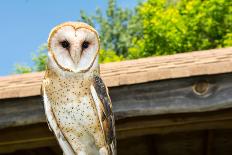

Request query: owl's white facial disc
[{"left": 48, "top": 23, "right": 99, "bottom": 73}]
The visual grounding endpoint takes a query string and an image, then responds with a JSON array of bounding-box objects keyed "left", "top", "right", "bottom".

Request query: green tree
[
  {"left": 128, "top": 0, "right": 232, "bottom": 58},
  {"left": 14, "top": 0, "right": 232, "bottom": 73},
  {"left": 14, "top": 44, "right": 47, "bottom": 74},
  {"left": 15, "top": 0, "right": 133, "bottom": 73},
  {"left": 80, "top": 0, "right": 138, "bottom": 57},
  {"left": 14, "top": 64, "right": 32, "bottom": 74},
  {"left": 99, "top": 49, "right": 124, "bottom": 63}
]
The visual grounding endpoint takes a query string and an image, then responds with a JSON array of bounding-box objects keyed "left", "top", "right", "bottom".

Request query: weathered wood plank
[
  {"left": 1, "top": 73, "right": 232, "bottom": 153},
  {"left": 0, "top": 47, "right": 232, "bottom": 99},
  {"left": 209, "top": 130, "right": 232, "bottom": 155},
  {"left": 1, "top": 108, "right": 232, "bottom": 153},
  {"left": 117, "top": 135, "right": 154, "bottom": 155},
  {"left": 205, "top": 130, "right": 214, "bottom": 155},
  {"left": 1, "top": 48, "right": 232, "bottom": 154},
  {"left": 1, "top": 73, "right": 232, "bottom": 129},
  {"left": 0, "top": 97, "right": 45, "bottom": 129},
  {"left": 153, "top": 131, "right": 205, "bottom": 155},
  {"left": 118, "top": 119, "right": 232, "bottom": 139},
  {"left": 0, "top": 123, "right": 56, "bottom": 153},
  {"left": 111, "top": 73, "right": 232, "bottom": 119},
  {"left": 7, "top": 130, "right": 232, "bottom": 155},
  {"left": 116, "top": 108, "right": 232, "bottom": 133}
]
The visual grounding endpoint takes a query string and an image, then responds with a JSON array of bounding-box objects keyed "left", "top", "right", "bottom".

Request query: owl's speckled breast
[{"left": 45, "top": 71, "right": 105, "bottom": 151}]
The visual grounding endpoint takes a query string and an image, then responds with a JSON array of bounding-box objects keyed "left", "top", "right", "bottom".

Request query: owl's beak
[{"left": 70, "top": 48, "right": 81, "bottom": 65}]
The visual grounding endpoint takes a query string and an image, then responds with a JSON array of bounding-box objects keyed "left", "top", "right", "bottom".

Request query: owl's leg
[{"left": 99, "top": 147, "right": 108, "bottom": 155}]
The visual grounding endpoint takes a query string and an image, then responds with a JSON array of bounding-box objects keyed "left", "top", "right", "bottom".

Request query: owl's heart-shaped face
[{"left": 48, "top": 22, "right": 100, "bottom": 73}]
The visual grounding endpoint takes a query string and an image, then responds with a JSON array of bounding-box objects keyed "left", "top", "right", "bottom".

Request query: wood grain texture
[
  {"left": 111, "top": 73, "right": 232, "bottom": 119},
  {"left": 0, "top": 124, "right": 56, "bottom": 153},
  {"left": 0, "top": 96, "right": 45, "bottom": 129},
  {"left": 1, "top": 47, "right": 232, "bottom": 154},
  {"left": 2, "top": 110, "right": 232, "bottom": 154},
  {"left": 3, "top": 130, "right": 232, "bottom": 155},
  {"left": 1, "top": 73, "right": 232, "bottom": 153},
  {"left": 0, "top": 47, "right": 232, "bottom": 99},
  {"left": 1, "top": 73, "right": 232, "bottom": 129}
]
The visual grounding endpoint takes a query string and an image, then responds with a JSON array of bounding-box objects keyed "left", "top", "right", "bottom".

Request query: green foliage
[
  {"left": 128, "top": 0, "right": 232, "bottom": 58},
  {"left": 80, "top": 0, "right": 136, "bottom": 57},
  {"left": 99, "top": 49, "right": 124, "bottom": 63},
  {"left": 14, "top": 44, "right": 47, "bottom": 74},
  {"left": 31, "top": 44, "right": 47, "bottom": 71},
  {"left": 223, "top": 33, "right": 232, "bottom": 47},
  {"left": 14, "top": 0, "right": 232, "bottom": 74},
  {"left": 14, "top": 64, "right": 32, "bottom": 74}
]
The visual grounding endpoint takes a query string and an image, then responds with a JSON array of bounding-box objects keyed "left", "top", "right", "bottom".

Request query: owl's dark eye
[
  {"left": 60, "top": 40, "right": 70, "bottom": 49},
  {"left": 82, "top": 41, "right": 89, "bottom": 49}
]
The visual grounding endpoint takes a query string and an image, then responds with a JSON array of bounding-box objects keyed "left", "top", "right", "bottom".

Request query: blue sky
[{"left": 0, "top": 0, "right": 139, "bottom": 76}]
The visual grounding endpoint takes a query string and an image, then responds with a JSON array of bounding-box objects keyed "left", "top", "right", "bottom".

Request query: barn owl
[{"left": 41, "top": 22, "right": 116, "bottom": 155}]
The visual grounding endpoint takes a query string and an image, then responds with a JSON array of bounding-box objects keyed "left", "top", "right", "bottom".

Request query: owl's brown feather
[{"left": 91, "top": 75, "right": 116, "bottom": 154}]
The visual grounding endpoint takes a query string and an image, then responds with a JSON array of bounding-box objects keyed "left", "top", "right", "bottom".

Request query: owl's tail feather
[{"left": 110, "top": 142, "right": 117, "bottom": 155}]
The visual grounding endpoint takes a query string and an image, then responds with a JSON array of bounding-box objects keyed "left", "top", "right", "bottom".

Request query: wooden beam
[
  {"left": 1, "top": 73, "right": 232, "bottom": 130},
  {"left": 1, "top": 73, "right": 232, "bottom": 153},
  {"left": 111, "top": 73, "right": 232, "bottom": 119},
  {"left": 0, "top": 124, "right": 56, "bottom": 153},
  {"left": 153, "top": 131, "right": 206, "bottom": 155},
  {"left": 116, "top": 108, "right": 232, "bottom": 135},
  {"left": 205, "top": 130, "right": 214, "bottom": 155},
  {"left": 0, "top": 47, "right": 232, "bottom": 99},
  {"left": 1, "top": 108, "right": 232, "bottom": 153},
  {"left": 1, "top": 48, "right": 232, "bottom": 154}
]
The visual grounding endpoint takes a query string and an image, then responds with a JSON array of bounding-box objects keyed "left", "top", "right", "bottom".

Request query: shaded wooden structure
[{"left": 1, "top": 47, "right": 232, "bottom": 155}]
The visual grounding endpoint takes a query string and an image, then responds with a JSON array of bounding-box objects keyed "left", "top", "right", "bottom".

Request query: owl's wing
[
  {"left": 90, "top": 75, "right": 116, "bottom": 155},
  {"left": 41, "top": 75, "right": 76, "bottom": 155}
]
